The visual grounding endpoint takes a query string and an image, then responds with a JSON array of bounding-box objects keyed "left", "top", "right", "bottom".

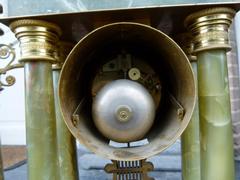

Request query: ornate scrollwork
[{"left": 0, "top": 44, "right": 23, "bottom": 90}]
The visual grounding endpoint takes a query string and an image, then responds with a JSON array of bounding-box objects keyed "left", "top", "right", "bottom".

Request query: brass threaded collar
[
  {"left": 10, "top": 19, "right": 62, "bottom": 63},
  {"left": 184, "top": 7, "right": 236, "bottom": 53},
  {"left": 184, "top": 7, "right": 235, "bottom": 28},
  {"left": 10, "top": 19, "right": 62, "bottom": 36}
]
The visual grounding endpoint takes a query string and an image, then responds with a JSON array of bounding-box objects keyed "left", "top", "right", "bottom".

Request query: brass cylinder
[
  {"left": 59, "top": 22, "right": 196, "bottom": 161},
  {"left": 10, "top": 19, "right": 61, "bottom": 180},
  {"left": 53, "top": 42, "right": 79, "bottom": 180},
  {"left": 185, "top": 7, "right": 236, "bottom": 180}
]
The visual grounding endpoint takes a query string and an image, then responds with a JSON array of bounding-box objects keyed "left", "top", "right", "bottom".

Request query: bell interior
[{"left": 59, "top": 22, "right": 196, "bottom": 161}]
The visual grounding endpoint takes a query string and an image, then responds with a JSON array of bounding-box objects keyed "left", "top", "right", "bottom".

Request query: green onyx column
[
  {"left": 53, "top": 42, "right": 79, "bottom": 180},
  {"left": 185, "top": 7, "right": 236, "bottom": 180},
  {"left": 0, "top": 140, "right": 3, "bottom": 180},
  {"left": 177, "top": 34, "right": 201, "bottom": 180},
  {"left": 10, "top": 20, "right": 62, "bottom": 180}
]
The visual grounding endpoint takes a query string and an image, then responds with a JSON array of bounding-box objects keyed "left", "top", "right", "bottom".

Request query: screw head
[{"left": 115, "top": 105, "right": 133, "bottom": 122}]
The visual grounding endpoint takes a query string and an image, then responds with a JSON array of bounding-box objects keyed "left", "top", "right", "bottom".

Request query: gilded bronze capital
[
  {"left": 185, "top": 7, "right": 235, "bottom": 53},
  {"left": 10, "top": 19, "right": 62, "bottom": 63}
]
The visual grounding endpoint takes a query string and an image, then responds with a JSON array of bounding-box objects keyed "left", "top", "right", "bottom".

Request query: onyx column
[
  {"left": 10, "top": 20, "right": 62, "bottom": 180},
  {"left": 176, "top": 33, "right": 201, "bottom": 180},
  {"left": 185, "top": 7, "right": 236, "bottom": 180},
  {"left": 52, "top": 42, "right": 79, "bottom": 180}
]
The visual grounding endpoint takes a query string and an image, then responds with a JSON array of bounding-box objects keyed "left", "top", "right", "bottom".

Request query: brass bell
[{"left": 59, "top": 22, "right": 196, "bottom": 161}]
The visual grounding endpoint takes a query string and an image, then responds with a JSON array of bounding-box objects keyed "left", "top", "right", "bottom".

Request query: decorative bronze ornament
[
  {"left": 185, "top": 7, "right": 235, "bottom": 53},
  {"left": 105, "top": 159, "right": 154, "bottom": 180},
  {"left": 0, "top": 44, "right": 22, "bottom": 90}
]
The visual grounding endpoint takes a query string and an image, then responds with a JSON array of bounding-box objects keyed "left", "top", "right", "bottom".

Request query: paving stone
[
  {"left": 236, "top": 161, "right": 240, "bottom": 180},
  {"left": 79, "top": 154, "right": 181, "bottom": 171},
  {"left": 3, "top": 142, "right": 240, "bottom": 180},
  {"left": 78, "top": 155, "right": 111, "bottom": 170},
  {"left": 3, "top": 161, "right": 240, "bottom": 180},
  {"left": 79, "top": 169, "right": 112, "bottom": 180},
  {"left": 149, "top": 171, "right": 181, "bottom": 180},
  {"left": 4, "top": 163, "right": 27, "bottom": 180},
  {"left": 149, "top": 155, "right": 181, "bottom": 171}
]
